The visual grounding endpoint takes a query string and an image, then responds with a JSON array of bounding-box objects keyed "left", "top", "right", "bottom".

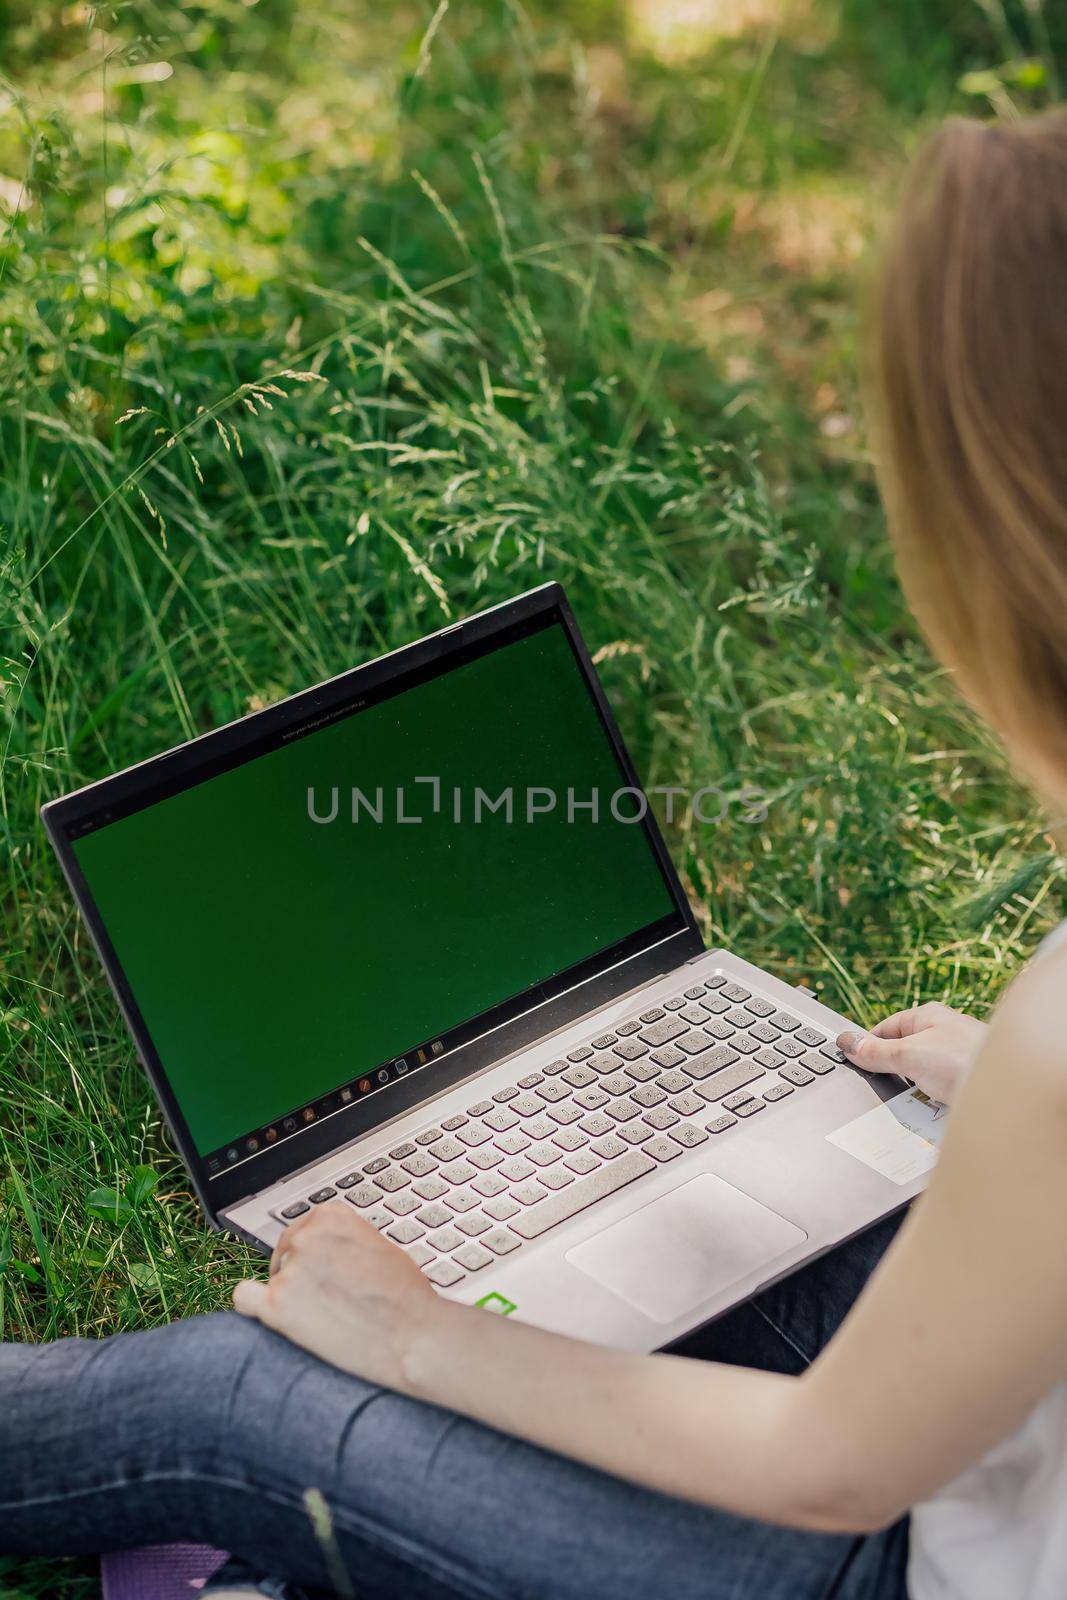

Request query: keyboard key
[
  {"left": 527, "top": 1142, "right": 561, "bottom": 1168},
  {"left": 511, "top": 1094, "right": 544, "bottom": 1118},
  {"left": 776, "top": 1037, "right": 805, "bottom": 1058},
  {"left": 509, "top": 1150, "right": 655, "bottom": 1239},
  {"left": 280, "top": 1201, "right": 310, "bottom": 1220},
  {"left": 373, "top": 1168, "right": 409, "bottom": 1193},
  {"left": 416, "top": 1127, "right": 444, "bottom": 1145},
  {"left": 780, "top": 1064, "right": 815, "bottom": 1087},
  {"left": 753, "top": 1047, "right": 786, "bottom": 1071},
  {"left": 645, "top": 1136, "right": 681, "bottom": 1163},
  {"left": 428, "top": 1225, "right": 464, "bottom": 1251},
  {"left": 446, "top": 1189, "right": 479, "bottom": 1213},
  {"left": 493, "top": 1086, "right": 520, "bottom": 1102},
  {"left": 466, "top": 1100, "right": 494, "bottom": 1117},
  {"left": 467, "top": 1146, "right": 504, "bottom": 1170},
  {"left": 614, "top": 1038, "right": 649, "bottom": 1061},
  {"left": 540, "top": 1166, "right": 575, "bottom": 1189},
  {"left": 683, "top": 1046, "right": 739, "bottom": 1081},
  {"left": 456, "top": 1212, "right": 492, "bottom": 1237},
  {"left": 500, "top": 1157, "right": 535, "bottom": 1182},
  {"left": 384, "top": 1191, "right": 420, "bottom": 1216},
  {"left": 457, "top": 1123, "right": 491, "bottom": 1148},
  {"left": 678, "top": 1004, "right": 709, "bottom": 1025},
  {"left": 567, "top": 1046, "right": 594, "bottom": 1062},
  {"left": 820, "top": 1043, "right": 848, "bottom": 1064},
  {"left": 623, "top": 1059, "right": 660, "bottom": 1084},
  {"left": 600, "top": 1071, "right": 633, "bottom": 1097},
  {"left": 696, "top": 1063, "right": 764, "bottom": 1102},
  {"left": 564, "top": 1149, "right": 600, "bottom": 1174},
  {"left": 705, "top": 1113, "right": 737, "bottom": 1133},
  {"left": 496, "top": 1130, "right": 532, "bottom": 1156},
  {"left": 472, "top": 1171, "right": 509, "bottom": 1198},
  {"left": 640, "top": 1006, "right": 665, "bottom": 1023},
  {"left": 513, "top": 1180, "right": 548, "bottom": 1206},
  {"left": 389, "top": 1142, "right": 417, "bottom": 1160},
  {"left": 702, "top": 994, "right": 731, "bottom": 1015},
  {"left": 417, "top": 1203, "right": 452, "bottom": 1230},
  {"left": 591, "top": 1034, "right": 618, "bottom": 1049},
  {"left": 630, "top": 1082, "right": 667, "bottom": 1108},
  {"left": 705, "top": 1018, "right": 734, "bottom": 1040},
  {"left": 425, "top": 1260, "right": 465, "bottom": 1287},
  {"left": 561, "top": 1064, "right": 596, "bottom": 1089},
  {"left": 541, "top": 1059, "right": 569, "bottom": 1077},
  {"left": 548, "top": 1102, "right": 583, "bottom": 1126},
  {"left": 725, "top": 1008, "right": 751, "bottom": 1029},
  {"left": 795, "top": 1027, "right": 826, "bottom": 1047},
  {"left": 763, "top": 1082, "right": 794, "bottom": 1101},
  {"left": 536, "top": 1080, "right": 569, "bottom": 1104},
  {"left": 721, "top": 984, "right": 751, "bottom": 1002},
  {"left": 574, "top": 1087, "right": 609, "bottom": 1111},
  {"left": 387, "top": 1219, "right": 424, "bottom": 1245},
  {"left": 670, "top": 1123, "right": 708, "bottom": 1148},
  {"left": 309, "top": 1187, "right": 337, "bottom": 1204},
  {"left": 362, "top": 1157, "right": 389, "bottom": 1175},
  {"left": 483, "top": 1228, "right": 522, "bottom": 1256},
  {"left": 704, "top": 974, "right": 727, "bottom": 990},
  {"left": 668, "top": 1090, "right": 705, "bottom": 1117},
  {"left": 440, "top": 1115, "right": 467, "bottom": 1132},
  {"left": 657, "top": 1069, "right": 692, "bottom": 1094},
  {"left": 803, "top": 1052, "right": 836, "bottom": 1075},
  {"left": 615, "top": 1019, "right": 642, "bottom": 1037},
  {"left": 517, "top": 1072, "right": 544, "bottom": 1090},
  {"left": 485, "top": 1195, "right": 522, "bottom": 1221},
  {"left": 617, "top": 1122, "right": 653, "bottom": 1145},
  {"left": 592, "top": 1134, "right": 627, "bottom": 1160},
  {"left": 606, "top": 1096, "right": 642, "bottom": 1122},
  {"left": 412, "top": 1175, "right": 448, "bottom": 1201},
  {"left": 683, "top": 986, "right": 706, "bottom": 1000},
  {"left": 442, "top": 1159, "right": 477, "bottom": 1185},
  {"left": 664, "top": 997, "right": 687, "bottom": 1011},
  {"left": 579, "top": 1112, "right": 614, "bottom": 1138},
  {"left": 345, "top": 1187, "right": 377, "bottom": 1208},
  {"left": 335, "top": 1172, "right": 364, "bottom": 1190},
  {"left": 453, "top": 1242, "right": 493, "bottom": 1271},
  {"left": 676, "top": 1030, "right": 719, "bottom": 1057},
  {"left": 735, "top": 1100, "right": 766, "bottom": 1118},
  {"left": 401, "top": 1154, "right": 437, "bottom": 1178},
  {"left": 745, "top": 997, "right": 776, "bottom": 1018},
  {"left": 748, "top": 1022, "right": 780, "bottom": 1045},
  {"left": 643, "top": 1105, "right": 679, "bottom": 1130},
  {"left": 484, "top": 1107, "right": 519, "bottom": 1133},
  {"left": 588, "top": 1051, "right": 621, "bottom": 1074},
  {"left": 732, "top": 1034, "right": 760, "bottom": 1056},
  {"left": 551, "top": 1126, "right": 587, "bottom": 1152},
  {"left": 428, "top": 1136, "right": 465, "bottom": 1161},
  {"left": 722, "top": 1090, "right": 755, "bottom": 1112},
  {"left": 770, "top": 1012, "right": 800, "bottom": 1031},
  {"left": 639, "top": 1017, "right": 687, "bottom": 1048},
  {"left": 407, "top": 1242, "right": 435, "bottom": 1268},
  {"left": 524, "top": 1115, "right": 556, "bottom": 1141},
  {"left": 364, "top": 1207, "right": 393, "bottom": 1230},
  {"left": 650, "top": 1045, "right": 687, "bottom": 1070}
]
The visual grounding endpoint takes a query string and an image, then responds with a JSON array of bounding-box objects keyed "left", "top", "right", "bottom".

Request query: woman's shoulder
[{"left": 981, "top": 933, "right": 1067, "bottom": 1114}]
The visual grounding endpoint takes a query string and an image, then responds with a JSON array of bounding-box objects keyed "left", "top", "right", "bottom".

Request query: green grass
[{"left": 0, "top": 2, "right": 1064, "bottom": 1594}]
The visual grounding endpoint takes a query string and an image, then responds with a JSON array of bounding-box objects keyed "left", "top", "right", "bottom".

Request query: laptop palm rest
[{"left": 566, "top": 1174, "right": 807, "bottom": 1325}]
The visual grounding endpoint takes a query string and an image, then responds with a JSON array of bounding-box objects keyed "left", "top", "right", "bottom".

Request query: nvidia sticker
[{"left": 476, "top": 1291, "right": 516, "bottom": 1315}]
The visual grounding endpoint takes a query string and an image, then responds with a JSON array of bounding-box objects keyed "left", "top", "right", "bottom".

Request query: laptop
[{"left": 43, "top": 582, "right": 928, "bottom": 1351}]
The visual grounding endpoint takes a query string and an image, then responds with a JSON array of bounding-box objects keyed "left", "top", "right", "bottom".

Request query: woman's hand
[
  {"left": 233, "top": 1202, "right": 440, "bottom": 1390},
  {"left": 837, "top": 1001, "right": 987, "bottom": 1106}
]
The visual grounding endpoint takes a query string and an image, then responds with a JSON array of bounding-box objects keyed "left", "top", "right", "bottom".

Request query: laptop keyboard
[{"left": 273, "top": 974, "right": 845, "bottom": 1289}]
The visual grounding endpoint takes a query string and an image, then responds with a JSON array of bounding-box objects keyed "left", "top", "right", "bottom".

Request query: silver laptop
[{"left": 44, "top": 583, "right": 926, "bottom": 1352}]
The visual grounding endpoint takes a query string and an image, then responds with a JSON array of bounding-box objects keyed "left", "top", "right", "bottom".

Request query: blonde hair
[{"left": 872, "top": 109, "right": 1067, "bottom": 778}]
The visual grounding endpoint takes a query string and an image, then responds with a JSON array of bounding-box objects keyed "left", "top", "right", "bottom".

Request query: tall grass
[{"left": 0, "top": 3, "right": 1062, "bottom": 1594}]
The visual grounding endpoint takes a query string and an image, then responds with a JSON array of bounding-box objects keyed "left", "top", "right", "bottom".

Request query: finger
[
  {"left": 233, "top": 1278, "right": 272, "bottom": 1319},
  {"left": 836, "top": 1029, "right": 905, "bottom": 1073},
  {"left": 870, "top": 1002, "right": 950, "bottom": 1041}
]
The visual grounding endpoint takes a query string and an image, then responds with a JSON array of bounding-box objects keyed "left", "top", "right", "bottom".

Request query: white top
[{"left": 907, "top": 924, "right": 1067, "bottom": 1599}]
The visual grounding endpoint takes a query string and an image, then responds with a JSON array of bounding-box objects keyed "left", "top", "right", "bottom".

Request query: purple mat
[{"left": 101, "top": 1544, "right": 228, "bottom": 1600}]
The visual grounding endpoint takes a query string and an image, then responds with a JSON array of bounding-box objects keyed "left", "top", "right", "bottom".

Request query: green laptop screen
[{"left": 71, "top": 621, "right": 678, "bottom": 1164}]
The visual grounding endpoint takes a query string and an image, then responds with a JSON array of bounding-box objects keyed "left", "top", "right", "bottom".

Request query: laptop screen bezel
[{"left": 42, "top": 583, "right": 703, "bottom": 1220}]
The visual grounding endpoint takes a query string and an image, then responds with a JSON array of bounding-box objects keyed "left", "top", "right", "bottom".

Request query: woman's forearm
[{"left": 402, "top": 1298, "right": 878, "bottom": 1534}]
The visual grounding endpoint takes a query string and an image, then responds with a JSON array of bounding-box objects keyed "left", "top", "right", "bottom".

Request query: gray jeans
[{"left": 0, "top": 1213, "right": 909, "bottom": 1600}]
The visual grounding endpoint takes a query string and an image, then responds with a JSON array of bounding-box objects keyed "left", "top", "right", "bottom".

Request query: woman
[{"left": 4, "top": 111, "right": 1067, "bottom": 1600}]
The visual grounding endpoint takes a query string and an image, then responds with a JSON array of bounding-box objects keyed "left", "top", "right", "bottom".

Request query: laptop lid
[{"left": 43, "top": 583, "right": 702, "bottom": 1220}]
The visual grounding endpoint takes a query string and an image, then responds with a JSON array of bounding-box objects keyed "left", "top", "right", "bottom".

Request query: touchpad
[{"left": 566, "top": 1174, "right": 807, "bottom": 1325}]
